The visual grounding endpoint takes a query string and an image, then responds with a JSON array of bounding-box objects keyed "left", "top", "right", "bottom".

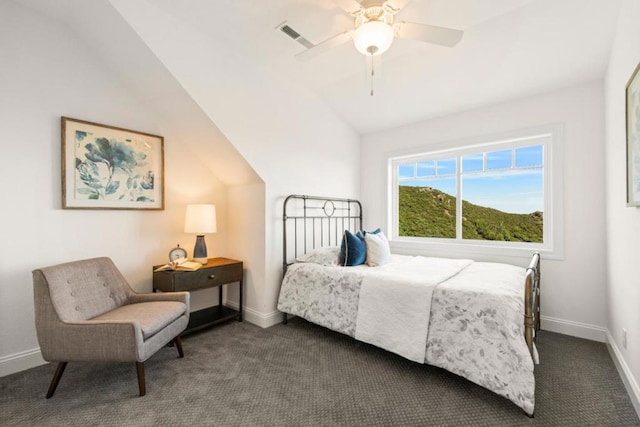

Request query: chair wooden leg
[
  {"left": 46, "top": 362, "right": 67, "bottom": 398},
  {"left": 174, "top": 336, "right": 184, "bottom": 358},
  {"left": 136, "top": 362, "right": 146, "bottom": 396}
]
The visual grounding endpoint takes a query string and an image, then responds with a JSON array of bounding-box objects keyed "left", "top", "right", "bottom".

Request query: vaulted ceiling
[
  {"left": 147, "top": 0, "right": 621, "bottom": 133},
  {"left": 18, "top": 0, "right": 621, "bottom": 134}
]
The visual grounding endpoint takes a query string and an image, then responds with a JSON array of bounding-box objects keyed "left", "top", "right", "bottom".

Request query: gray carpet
[{"left": 1, "top": 317, "right": 639, "bottom": 426}]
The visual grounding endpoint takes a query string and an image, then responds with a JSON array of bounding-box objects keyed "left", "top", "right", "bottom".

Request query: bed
[{"left": 277, "top": 195, "right": 541, "bottom": 416}]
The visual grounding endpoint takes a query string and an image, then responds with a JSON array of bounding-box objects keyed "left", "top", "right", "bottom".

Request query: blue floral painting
[
  {"left": 62, "top": 117, "right": 163, "bottom": 209},
  {"left": 75, "top": 133, "right": 154, "bottom": 202}
]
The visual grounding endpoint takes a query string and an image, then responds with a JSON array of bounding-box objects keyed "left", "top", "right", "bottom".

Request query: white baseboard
[
  {"left": 606, "top": 331, "right": 640, "bottom": 418},
  {"left": 224, "top": 300, "right": 283, "bottom": 329},
  {"left": 0, "top": 347, "right": 47, "bottom": 377},
  {"left": 540, "top": 315, "right": 607, "bottom": 342},
  {"left": 245, "top": 308, "right": 284, "bottom": 328}
]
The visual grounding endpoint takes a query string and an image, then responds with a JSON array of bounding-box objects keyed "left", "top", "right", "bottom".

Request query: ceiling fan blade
[
  {"left": 332, "top": 0, "right": 363, "bottom": 15},
  {"left": 295, "top": 31, "right": 353, "bottom": 61},
  {"left": 396, "top": 21, "right": 463, "bottom": 47},
  {"left": 384, "top": 0, "right": 412, "bottom": 12}
]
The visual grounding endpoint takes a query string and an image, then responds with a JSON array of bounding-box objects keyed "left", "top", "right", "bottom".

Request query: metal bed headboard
[{"left": 282, "top": 194, "right": 362, "bottom": 272}]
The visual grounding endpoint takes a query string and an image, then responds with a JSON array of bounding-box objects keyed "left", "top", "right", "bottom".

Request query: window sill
[{"left": 389, "top": 239, "right": 563, "bottom": 261}]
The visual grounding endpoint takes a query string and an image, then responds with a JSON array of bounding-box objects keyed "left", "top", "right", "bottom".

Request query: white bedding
[
  {"left": 277, "top": 254, "right": 536, "bottom": 415},
  {"left": 355, "top": 257, "right": 472, "bottom": 363},
  {"left": 426, "top": 261, "right": 536, "bottom": 415}
]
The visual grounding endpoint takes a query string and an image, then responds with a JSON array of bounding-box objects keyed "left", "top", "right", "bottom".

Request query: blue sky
[{"left": 399, "top": 145, "right": 544, "bottom": 214}]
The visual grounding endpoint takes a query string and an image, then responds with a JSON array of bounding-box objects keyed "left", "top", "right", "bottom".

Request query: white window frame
[{"left": 386, "top": 124, "right": 564, "bottom": 260}]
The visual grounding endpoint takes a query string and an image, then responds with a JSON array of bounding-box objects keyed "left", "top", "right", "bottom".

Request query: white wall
[
  {"left": 226, "top": 183, "right": 266, "bottom": 325},
  {"left": 604, "top": 0, "right": 640, "bottom": 414},
  {"left": 0, "top": 1, "right": 231, "bottom": 375},
  {"left": 362, "top": 81, "right": 608, "bottom": 341},
  {"left": 109, "top": 0, "right": 361, "bottom": 327}
]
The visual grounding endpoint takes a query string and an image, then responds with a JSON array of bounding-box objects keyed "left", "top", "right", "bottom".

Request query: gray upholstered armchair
[{"left": 32, "top": 257, "right": 190, "bottom": 398}]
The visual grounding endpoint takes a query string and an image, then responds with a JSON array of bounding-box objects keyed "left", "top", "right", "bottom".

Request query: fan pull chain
[
  {"left": 365, "top": 46, "right": 379, "bottom": 96},
  {"left": 370, "top": 53, "right": 375, "bottom": 96}
]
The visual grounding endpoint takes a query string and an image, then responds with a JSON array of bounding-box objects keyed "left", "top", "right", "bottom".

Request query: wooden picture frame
[
  {"left": 626, "top": 62, "right": 640, "bottom": 207},
  {"left": 62, "top": 117, "right": 164, "bottom": 210}
]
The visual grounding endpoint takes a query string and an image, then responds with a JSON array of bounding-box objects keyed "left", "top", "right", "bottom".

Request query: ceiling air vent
[{"left": 276, "top": 21, "right": 314, "bottom": 49}]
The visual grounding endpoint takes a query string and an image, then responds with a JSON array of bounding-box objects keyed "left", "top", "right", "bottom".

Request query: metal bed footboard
[{"left": 524, "top": 252, "right": 541, "bottom": 359}]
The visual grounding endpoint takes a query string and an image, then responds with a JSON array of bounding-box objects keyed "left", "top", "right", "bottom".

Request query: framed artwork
[
  {"left": 62, "top": 117, "right": 164, "bottom": 210},
  {"left": 627, "top": 62, "right": 640, "bottom": 207}
]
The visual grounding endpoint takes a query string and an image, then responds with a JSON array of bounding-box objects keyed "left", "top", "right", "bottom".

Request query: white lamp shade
[
  {"left": 184, "top": 204, "right": 217, "bottom": 234},
  {"left": 353, "top": 20, "right": 394, "bottom": 56}
]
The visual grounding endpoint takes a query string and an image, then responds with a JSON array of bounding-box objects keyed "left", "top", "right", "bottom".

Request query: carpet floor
[{"left": 1, "top": 317, "right": 639, "bottom": 426}]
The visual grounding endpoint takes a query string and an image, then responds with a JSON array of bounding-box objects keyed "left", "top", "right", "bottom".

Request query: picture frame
[
  {"left": 62, "top": 117, "right": 164, "bottom": 210},
  {"left": 626, "top": 62, "right": 640, "bottom": 207}
]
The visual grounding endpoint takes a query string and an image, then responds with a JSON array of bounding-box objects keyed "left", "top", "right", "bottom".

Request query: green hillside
[{"left": 399, "top": 186, "right": 543, "bottom": 242}]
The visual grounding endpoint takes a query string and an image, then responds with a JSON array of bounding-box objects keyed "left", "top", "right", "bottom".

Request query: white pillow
[
  {"left": 364, "top": 231, "right": 391, "bottom": 266},
  {"left": 295, "top": 246, "right": 340, "bottom": 266}
]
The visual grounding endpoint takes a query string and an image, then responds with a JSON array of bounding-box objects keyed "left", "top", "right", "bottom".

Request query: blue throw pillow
[{"left": 339, "top": 230, "right": 366, "bottom": 266}]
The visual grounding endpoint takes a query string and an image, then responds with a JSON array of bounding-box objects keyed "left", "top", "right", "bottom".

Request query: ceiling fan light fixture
[{"left": 353, "top": 20, "right": 394, "bottom": 56}]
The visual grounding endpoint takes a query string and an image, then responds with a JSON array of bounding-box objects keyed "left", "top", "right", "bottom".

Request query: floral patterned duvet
[{"left": 277, "top": 254, "right": 535, "bottom": 415}]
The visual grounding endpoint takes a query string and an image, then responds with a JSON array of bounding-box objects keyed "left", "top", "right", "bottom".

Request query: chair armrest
[
  {"left": 39, "top": 320, "right": 144, "bottom": 362},
  {"left": 128, "top": 291, "right": 190, "bottom": 307}
]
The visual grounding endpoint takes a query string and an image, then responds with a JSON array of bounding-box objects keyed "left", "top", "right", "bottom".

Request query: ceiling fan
[{"left": 294, "top": 0, "right": 464, "bottom": 61}]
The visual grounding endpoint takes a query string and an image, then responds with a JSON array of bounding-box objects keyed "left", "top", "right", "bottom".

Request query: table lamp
[{"left": 184, "top": 204, "right": 217, "bottom": 264}]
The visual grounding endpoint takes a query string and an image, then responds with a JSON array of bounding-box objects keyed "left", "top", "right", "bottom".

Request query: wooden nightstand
[{"left": 152, "top": 257, "right": 243, "bottom": 335}]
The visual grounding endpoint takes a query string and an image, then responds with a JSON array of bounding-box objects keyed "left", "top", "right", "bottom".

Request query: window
[{"left": 388, "top": 126, "right": 563, "bottom": 259}]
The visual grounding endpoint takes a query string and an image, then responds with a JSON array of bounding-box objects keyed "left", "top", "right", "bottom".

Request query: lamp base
[{"left": 193, "top": 235, "right": 208, "bottom": 264}]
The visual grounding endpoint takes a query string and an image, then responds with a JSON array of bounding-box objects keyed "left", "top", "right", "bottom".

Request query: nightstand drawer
[{"left": 172, "top": 263, "right": 242, "bottom": 291}]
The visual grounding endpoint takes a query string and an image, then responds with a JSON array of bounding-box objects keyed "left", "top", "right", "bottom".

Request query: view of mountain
[{"left": 399, "top": 186, "right": 543, "bottom": 242}]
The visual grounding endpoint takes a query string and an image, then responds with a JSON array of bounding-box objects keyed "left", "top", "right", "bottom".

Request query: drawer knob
[{"left": 208, "top": 274, "right": 216, "bottom": 280}]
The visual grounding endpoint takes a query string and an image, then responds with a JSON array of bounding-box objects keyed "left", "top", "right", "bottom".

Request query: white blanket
[{"left": 355, "top": 257, "right": 472, "bottom": 363}]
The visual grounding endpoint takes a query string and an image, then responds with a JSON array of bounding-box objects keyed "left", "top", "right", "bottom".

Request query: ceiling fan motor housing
[{"left": 353, "top": 2, "right": 397, "bottom": 28}]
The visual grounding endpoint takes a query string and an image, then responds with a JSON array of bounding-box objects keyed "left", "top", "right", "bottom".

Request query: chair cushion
[{"left": 91, "top": 301, "right": 187, "bottom": 340}]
